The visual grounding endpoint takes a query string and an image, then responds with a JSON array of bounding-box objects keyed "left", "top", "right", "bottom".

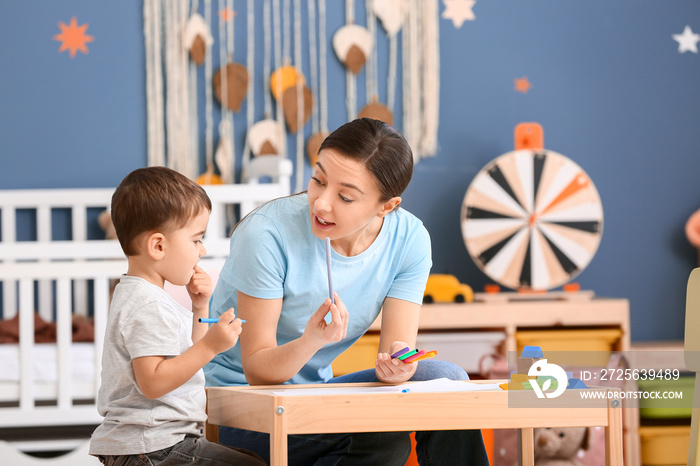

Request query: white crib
[{"left": 0, "top": 158, "right": 292, "bottom": 463}]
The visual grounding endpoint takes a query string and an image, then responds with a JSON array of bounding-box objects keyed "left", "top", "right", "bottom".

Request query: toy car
[{"left": 423, "top": 274, "right": 474, "bottom": 304}]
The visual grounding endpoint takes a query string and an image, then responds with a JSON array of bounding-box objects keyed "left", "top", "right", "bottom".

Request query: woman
[{"left": 205, "top": 118, "right": 489, "bottom": 465}]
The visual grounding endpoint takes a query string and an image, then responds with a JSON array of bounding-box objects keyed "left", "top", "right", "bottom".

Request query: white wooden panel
[
  {"left": 1, "top": 206, "right": 17, "bottom": 319},
  {"left": 36, "top": 206, "right": 53, "bottom": 320},
  {"left": 93, "top": 277, "right": 109, "bottom": 395},
  {"left": 72, "top": 205, "right": 90, "bottom": 317},
  {"left": 18, "top": 279, "right": 34, "bottom": 411},
  {"left": 56, "top": 279, "right": 72, "bottom": 409}
]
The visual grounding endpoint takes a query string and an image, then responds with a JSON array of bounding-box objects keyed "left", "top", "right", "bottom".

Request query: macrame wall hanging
[
  {"left": 144, "top": 0, "right": 441, "bottom": 188},
  {"left": 357, "top": 2, "right": 393, "bottom": 125},
  {"left": 145, "top": 0, "right": 199, "bottom": 179},
  {"left": 403, "top": 0, "right": 440, "bottom": 162},
  {"left": 305, "top": 0, "right": 329, "bottom": 166},
  {"left": 243, "top": 0, "right": 285, "bottom": 183}
]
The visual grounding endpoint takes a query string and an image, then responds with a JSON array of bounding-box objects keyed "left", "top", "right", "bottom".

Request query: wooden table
[
  {"left": 350, "top": 298, "right": 638, "bottom": 466},
  {"left": 206, "top": 381, "right": 623, "bottom": 466}
]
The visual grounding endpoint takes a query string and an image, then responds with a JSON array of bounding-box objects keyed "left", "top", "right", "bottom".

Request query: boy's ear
[
  {"left": 145, "top": 232, "right": 166, "bottom": 260},
  {"left": 377, "top": 196, "right": 402, "bottom": 218}
]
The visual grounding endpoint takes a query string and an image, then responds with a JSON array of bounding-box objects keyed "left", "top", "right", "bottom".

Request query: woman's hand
[
  {"left": 375, "top": 340, "right": 417, "bottom": 384},
  {"left": 186, "top": 265, "right": 212, "bottom": 313},
  {"left": 302, "top": 292, "right": 349, "bottom": 350}
]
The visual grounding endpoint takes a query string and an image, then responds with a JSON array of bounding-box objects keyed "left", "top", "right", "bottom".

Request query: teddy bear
[{"left": 534, "top": 427, "right": 592, "bottom": 466}]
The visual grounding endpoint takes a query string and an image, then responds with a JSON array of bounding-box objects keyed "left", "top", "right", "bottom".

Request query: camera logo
[{"left": 528, "top": 359, "right": 568, "bottom": 399}]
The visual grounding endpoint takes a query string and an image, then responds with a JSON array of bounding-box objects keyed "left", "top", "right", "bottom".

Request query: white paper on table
[{"left": 272, "top": 378, "right": 502, "bottom": 396}]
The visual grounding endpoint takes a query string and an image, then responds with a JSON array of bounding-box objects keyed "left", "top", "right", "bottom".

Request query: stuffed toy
[
  {"left": 534, "top": 427, "right": 592, "bottom": 466},
  {"left": 98, "top": 210, "right": 119, "bottom": 299},
  {"left": 98, "top": 210, "right": 117, "bottom": 240}
]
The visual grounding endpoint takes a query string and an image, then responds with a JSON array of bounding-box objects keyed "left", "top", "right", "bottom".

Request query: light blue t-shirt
[{"left": 204, "top": 193, "right": 431, "bottom": 386}]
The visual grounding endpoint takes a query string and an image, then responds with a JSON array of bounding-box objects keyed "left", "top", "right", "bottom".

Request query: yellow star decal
[{"left": 54, "top": 17, "right": 94, "bottom": 58}]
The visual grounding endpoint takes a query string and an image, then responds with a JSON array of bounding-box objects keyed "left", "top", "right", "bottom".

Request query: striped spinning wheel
[{"left": 460, "top": 149, "right": 603, "bottom": 291}]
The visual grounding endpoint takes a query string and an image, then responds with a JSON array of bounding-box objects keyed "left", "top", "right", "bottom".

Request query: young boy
[{"left": 89, "top": 167, "right": 265, "bottom": 465}]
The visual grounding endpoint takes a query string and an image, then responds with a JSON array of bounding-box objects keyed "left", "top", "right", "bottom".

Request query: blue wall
[{"left": 2, "top": 1, "right": 699, "bottom": 341}]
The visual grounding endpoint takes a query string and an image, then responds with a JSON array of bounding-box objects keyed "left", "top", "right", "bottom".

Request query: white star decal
[
  {"left": 672, "top": 25, "right": 700, "bottom": 54},
  {"left": 442, "top": 0, "right": 476, "bottom": 29}
]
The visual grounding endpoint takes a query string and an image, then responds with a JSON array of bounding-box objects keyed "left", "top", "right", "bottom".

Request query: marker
[
  {"left": 403, "top": 349, "right": 427, "bottom": 363},
  {"left": 391, "top": 346, "right": 410, "bottom": 359},
  {"left": 397, "top": 349, "right": 419, "bottom": 361},
  {"left": 198, "top": 318, "right": 246, "bottom": 323},
  {"left": 410, "top": 350, "right": 438, "bottom": 363},
  {"left": 325, "top": 237, "right": 334, "bottom": 304}
]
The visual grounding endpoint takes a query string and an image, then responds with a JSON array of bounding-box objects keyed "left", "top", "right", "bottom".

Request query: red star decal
[
  {"left": 54, "top": 17, "right": 94, "bottom": 58},
  {"left": 218, "top": 7, "right": 237, "bottom": 22}
]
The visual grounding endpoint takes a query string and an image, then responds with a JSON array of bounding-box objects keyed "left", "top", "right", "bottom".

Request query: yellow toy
[{"left": 422, "top": 274, "right": 474, "bottom": 304}]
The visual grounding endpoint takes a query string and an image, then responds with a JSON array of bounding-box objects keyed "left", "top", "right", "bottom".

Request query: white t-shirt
[{"left": 89, "top": 275, "right": 205, "bottom": 456}]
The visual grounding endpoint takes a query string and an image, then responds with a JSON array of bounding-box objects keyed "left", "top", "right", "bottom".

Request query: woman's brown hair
[{"left": 318, "top": 118, "right": 414, "bottom": 202}]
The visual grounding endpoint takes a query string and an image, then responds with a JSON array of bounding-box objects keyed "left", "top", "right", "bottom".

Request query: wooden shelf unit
[{"left": 370, "top": 297, "right": 630, "bottom": 353}]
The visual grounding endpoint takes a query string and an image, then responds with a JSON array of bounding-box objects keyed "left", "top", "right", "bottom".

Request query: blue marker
[
  {"left": 198, "top": 318, "right": 246, "bottom": 323},
  {"left": 325, "top": 237, "right": 334, "bottom": 304}
]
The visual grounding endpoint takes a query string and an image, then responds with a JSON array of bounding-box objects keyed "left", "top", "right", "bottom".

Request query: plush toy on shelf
[{"left": 534, "top": 427, "right": 592, "bottom": 466}]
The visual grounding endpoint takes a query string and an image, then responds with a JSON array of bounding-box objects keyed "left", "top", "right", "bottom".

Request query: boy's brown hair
[{"left": 111, "top": 166, "right": 212, "bottom": 256}]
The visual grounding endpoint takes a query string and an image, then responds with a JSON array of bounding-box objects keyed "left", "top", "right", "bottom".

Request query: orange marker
[{"left": 408, "top": 350, "right": 438, "bottom": 363}]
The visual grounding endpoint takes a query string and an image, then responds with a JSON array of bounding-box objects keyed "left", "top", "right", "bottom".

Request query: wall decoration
[
  {"left": 514, "top": 76, "right": 532, "bottom": 94},
  {"left": 144, "top": 0, "right": 198, "bottom": 178},
  {"left": 144, "top": 0, "right": 442, "bottom": 186},
  {"left": 334, "top": 0, "right": 373, "bottom": 123},
  {"left": 403, "top": 0, "right": 440, "bottom": 161},
  {"left": 672, "top": 25, "right": 700, "bottom": 54},
  {"left": 213, "top": 63, "right": 249, "bottom": 111},
  {"left": 54, "top": 17, "right": 94, "bottom": 58},
  {"left": 271, "top": 0, "right": 290, "bottom": 161},
  {"left": 460, "top": 124, "right": 603, "bottom": 291},
  {"left": 371, "top": 0, "right": 407, "bottom": 37},
  {"left": 441, "top": 0, "right": 476, "bottom": 29},
  {"left": 372, "top": 0, "right": 404, "bottom": 131},
  {"left": 292, "top": 0, "right": 312, "bottom": 191},
  {"left": 358, "top": 2, "right": 394, "bottom": 126},
  {"left": 243, "top": 0, "right": 284, "bottom": 182},
  {"left": 213, "top": 0, "right": 238, "bottom": 184},
  {"left": 193, "top": 0, "right": 221, "bottom": 186},
  {"left": 184, "top": 14, "right": 212, "bottom": 66},
  {"left": 217, "top": 5, "right": 236, "bottom": 21},
  {"left": 333, "top": 23, "right": 374, "bottom": 75},
  {"left": 306, "top": 0, "right": 330, "bottom": 167}
]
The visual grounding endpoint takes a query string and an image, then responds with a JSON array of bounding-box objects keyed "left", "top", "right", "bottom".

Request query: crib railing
[
  {"left": 0, "top": 261, "right": 122, "bottom": 427},
  {"left": 0, "top": 159, "right": 292, "bottom": 322}
]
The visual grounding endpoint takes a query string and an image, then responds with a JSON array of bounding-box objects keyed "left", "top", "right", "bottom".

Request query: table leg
[
  {"left": 270, "top": 430, "right": 288, "bottom": 466},
  {"left": 271, "top": 405, "right": 288, "bottom": 466},
  {"left": 606, "top": 400, "right": 623, "bottom": 466},
  {"left": 518, "top": 428, "right": 534, "bottom": 466}
]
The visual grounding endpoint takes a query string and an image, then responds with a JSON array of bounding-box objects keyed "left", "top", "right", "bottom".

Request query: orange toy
[{"left": 686, "top": 208, "right": 700, "bottom": 266}]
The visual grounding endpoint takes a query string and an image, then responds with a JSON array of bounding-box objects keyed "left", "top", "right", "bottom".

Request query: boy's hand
[
  {"left": 302, "top": 293, "right": 349, "bottom": 350},
  {"left": 201, "top": 308, "right": 242, "bottom": 354},
  {"left": 375, "top": 340, "right": 416, "bottom": 384},
  {"left": 187, "top": 265, "right": 212, "bottom": 313}
]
